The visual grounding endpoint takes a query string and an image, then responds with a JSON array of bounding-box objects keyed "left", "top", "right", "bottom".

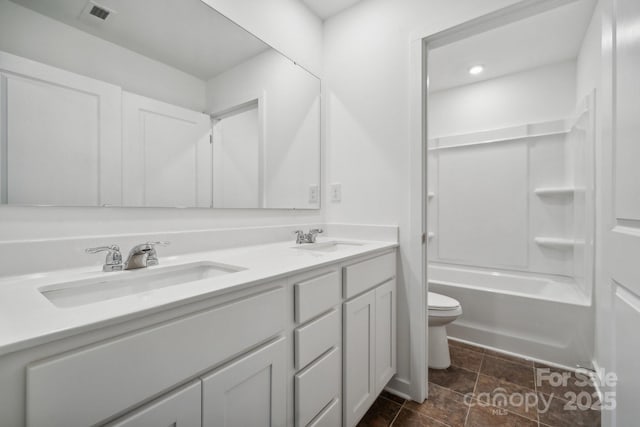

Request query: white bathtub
[{"left": 428, "top": 263, "right": 593, "bottom": 368}]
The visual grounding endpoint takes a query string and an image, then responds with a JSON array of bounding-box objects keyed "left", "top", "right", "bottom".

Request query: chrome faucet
[
  {"left": 124, "top": 241, "right": 170, "bottom": 270},
  {"left": 293, "top": 229, "right": 324, "bottom": 244},
  {"left": 85, "top": 245, "right": 123, "bottom": 272}
]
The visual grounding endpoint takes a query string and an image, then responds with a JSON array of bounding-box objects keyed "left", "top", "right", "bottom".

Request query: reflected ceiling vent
[
  {"left": 89, "top": 5, "right": 110, "bottom": 20},
  {"left": 79, "top": 1, "right": 116, "bottom": 23}
]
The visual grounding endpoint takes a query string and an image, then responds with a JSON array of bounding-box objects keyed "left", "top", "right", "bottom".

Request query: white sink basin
[
  {"left": 39, "top": 261, "right": 245, "bottom": 308},
  {"left": 293, "top": 241, "right": 364, "bottom": 253}
]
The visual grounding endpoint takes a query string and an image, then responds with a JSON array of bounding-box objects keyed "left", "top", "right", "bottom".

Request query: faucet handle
[
  {"left": 308, "top": 229, "right": 323, "bottom": 243},
  {"left": 85, "top": 244, "right": 120, "bottom": 254},
  {"left": 144, "top": 241, "right": 170, "bottom": 266},
  {"left": 85, "top": 245, "right": 123, "bottom": 272},
  {"left": 293, "top": 230, "right": 305, "bottom": 244}
]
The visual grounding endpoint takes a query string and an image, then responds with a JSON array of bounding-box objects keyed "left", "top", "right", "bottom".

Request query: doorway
[{"left": 211, "top": 99, "right": 265, "bottom": 208}]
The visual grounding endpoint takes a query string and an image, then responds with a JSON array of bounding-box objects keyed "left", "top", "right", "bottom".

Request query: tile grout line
[
  {"left": 388, "top": 398, "right": 405, "bottom": 426},
  {"left": 533, "top": 364, "right": 541, "bottom": 427},
  {"left": 393, "top": 389, "right": 454, "bottom": 427},
  {"left": 463, "top": 353, "right": 483, "bottom": 426},
  {"left": 470, "top": 355, "right": 542, "bottom": 426},
  {"left": 449, "top": 343, "right": 557, "bottom": 427},
  {"left": 450, "top": 343, "right": 599, "bottom": 427}
]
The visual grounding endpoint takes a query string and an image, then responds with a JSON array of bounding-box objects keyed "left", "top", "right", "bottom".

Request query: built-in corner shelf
[
  {"left": 534, "top": 187, "right": 576, "bottom": 197},
  {"left": 534, "top": 237, "right": 584, "bottom": 249}
]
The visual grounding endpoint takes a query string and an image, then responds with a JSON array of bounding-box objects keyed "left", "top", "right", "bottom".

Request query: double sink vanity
[
  {"left": 0, "top": 232, "right": 398, "bottom": 427},
  {"left": 0, "top": 1, "right": 397, "bottom": 424}
]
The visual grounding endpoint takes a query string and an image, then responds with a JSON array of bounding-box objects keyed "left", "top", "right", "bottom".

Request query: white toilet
[{"left": 428, "top": 292, "right": 463, "bottom": 369}]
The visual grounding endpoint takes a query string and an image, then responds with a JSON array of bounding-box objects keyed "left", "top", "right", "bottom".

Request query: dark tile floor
[{"left": 358, "top": 340, "right": 601, "bottom": 427}]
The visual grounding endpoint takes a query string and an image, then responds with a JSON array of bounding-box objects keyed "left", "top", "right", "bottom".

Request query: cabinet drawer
[
  {"left": 343, "top": 252, "right": 395, "bottom": 299},
  {"left": 295, "top": 309, "right": 340, "bottom": 370},
  {"left": 308, "top": 398, "right": 341, "bottom": 427},
  {"left": 295, "top": 271, "right": 341, "bottom": 324},
  {"left": 27, "top": 287, "right": 285, "bottom": 427},
  {"left": 105, "top": 380, "right": 201, "bottom": 427},
  {"left": 295, "top": 347, "right": 341, "bottom": 427}
]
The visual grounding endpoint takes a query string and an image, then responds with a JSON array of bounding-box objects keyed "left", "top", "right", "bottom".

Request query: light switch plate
[
  {"left": 330, "top": 183, "right": 342, "bottom": 202},
  {"left": 309, "top": 185, "right": 319, "bottom": 203}
]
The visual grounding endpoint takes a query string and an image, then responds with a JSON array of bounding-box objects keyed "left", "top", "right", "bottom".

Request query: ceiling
[
  {"left": 11, "top": 0, "right": 270, "bottom": 80},
  {"left": 301, "top": 0, "right": 363, "bottom": 20},
  {"left": 428, "top": 0, "right": 597, "bottom": 92}
]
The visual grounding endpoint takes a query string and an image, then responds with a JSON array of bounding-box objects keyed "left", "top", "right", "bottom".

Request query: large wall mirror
[{"left": 0, "top": 0, "right": 321, "bottom": 209}]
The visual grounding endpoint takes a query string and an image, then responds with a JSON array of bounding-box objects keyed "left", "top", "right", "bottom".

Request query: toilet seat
[{"left": 428, "top": 292, "right": 460, "bottom": 311}]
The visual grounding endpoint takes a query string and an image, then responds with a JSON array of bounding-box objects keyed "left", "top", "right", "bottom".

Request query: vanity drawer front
[
  {"left": 295, "top": 346, "right": 341, "bottom": 427},
  {"left": 105, "top": 380, "right": 201, "bottom": 427},
  {"left": 295, "top": 309, "right": 340, "bottom": 370},
  {"left": 308, "top": 398, "right": 341, "bottom": 427},
  {"left": 343, "top": 252, "right": 396, "bottom": 299},
  {"left": 294, "top": 271, "right": 341, "bottom": 324},
  {"left": 27, "top": 286, "right": 285, "bottom": 427}
]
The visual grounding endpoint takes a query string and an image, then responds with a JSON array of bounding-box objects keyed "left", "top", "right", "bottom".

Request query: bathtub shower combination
[
  {"left": 429, "top": 264, "right": 592, "bottom": 367},
  {"left": 426, "top": 95, "right": 596, "bottom": 369}
]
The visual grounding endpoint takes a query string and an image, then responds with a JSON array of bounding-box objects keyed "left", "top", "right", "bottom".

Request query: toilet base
[{"left": 428, "top": 325, "right": 451, "bottom": 369}]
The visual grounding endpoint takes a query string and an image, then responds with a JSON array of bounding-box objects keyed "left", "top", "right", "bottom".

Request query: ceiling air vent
[
  {"left": 79, "top": 1, "right": 116, "bottom": 23},
  {"left": 89, "top": 4, "right": 110, "bottom": 20}
]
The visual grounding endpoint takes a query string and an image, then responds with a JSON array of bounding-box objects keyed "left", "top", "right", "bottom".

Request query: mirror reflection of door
[
  {"left": 122, "top": 92, "right": 212, "bottom": 208},
  {"left": 212, "top": 100, "right": 263, "bottom": 209},
  {"left": 0, "top": 0, "right": 320, "bottom": 210}
]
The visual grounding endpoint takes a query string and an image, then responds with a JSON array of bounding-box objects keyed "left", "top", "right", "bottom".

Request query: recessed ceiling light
[{"left": 469, "top": 65, "right": 484, "bottom": 75}]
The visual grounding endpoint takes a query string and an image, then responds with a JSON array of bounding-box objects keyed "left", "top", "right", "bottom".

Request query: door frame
[
  {"left": 408, "top": 0, "right": 586, "bottom": 401},
  {"left": 210, "top": 94, "right": 267, "bottom": 209}
]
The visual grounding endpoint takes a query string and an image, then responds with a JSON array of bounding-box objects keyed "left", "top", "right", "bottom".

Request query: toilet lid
[{"left": 428, "top": 292, "right": 460, "bottom": 311}]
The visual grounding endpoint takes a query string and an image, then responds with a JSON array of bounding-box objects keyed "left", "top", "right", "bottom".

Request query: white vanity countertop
[{"left": 0, "top": 238, "right": 397, "bottom": 356}]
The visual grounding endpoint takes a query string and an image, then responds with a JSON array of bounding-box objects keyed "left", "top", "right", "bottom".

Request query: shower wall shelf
[
  {"left": 428, "top": 119, "right": 567, "bottom": 152},
  {"left": 534, "top": 237, "right": 584, "bottom": 249},
  {"left": 534, "top": 187, "right": 576, "bottom": 197}
]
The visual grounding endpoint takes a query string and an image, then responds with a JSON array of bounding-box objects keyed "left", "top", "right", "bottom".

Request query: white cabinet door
[
  {"left": 202, "top": 337, "right": 287, "bottom": 427},
  {"left": 122, "top": 91, "right": 211, "bottom": 208},
  {"left": 0, "top": 51, "right": 121, "bottom": 206},
  {"left": 343, "top": 289, "right": 376, "bottom": 427},
  {"left": 375, "top": 279, "right": 396, "bottom": 394},
  {"left": 106, "top": 381, "right": 201, "bottom": 427}
]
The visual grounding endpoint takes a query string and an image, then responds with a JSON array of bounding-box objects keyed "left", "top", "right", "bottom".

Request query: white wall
[
  {"left": 428, "top": 61, "right": 577, "bottom": 137},
  {"left": 201, "top": 0, "right": 323, "bottom": 77},
  {"left": 323, "top": 0, "right": 522, "bottom": 398},
  {"left": 0, "top": 0, "right": 206, "bottom": 111},
  {"left": 206, "top": 49, "right": 321, "bottom": 209},
  {"left": 576, "top": 1, "right": 602, "bottom": 102},
  {"left": 0, "top": 0, "right": 324, "bottom": 243}
]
